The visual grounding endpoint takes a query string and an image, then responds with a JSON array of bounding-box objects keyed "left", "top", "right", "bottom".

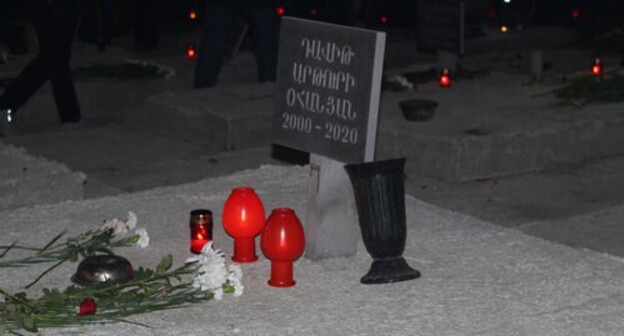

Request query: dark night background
[{"left": 1, "top": 0, "right": 623, "bottom": 55}]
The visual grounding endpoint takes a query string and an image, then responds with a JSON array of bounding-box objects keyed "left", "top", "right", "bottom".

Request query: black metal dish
[
  {"left": 399, "top": 99, "right": 438, "bottom": 122},
  {"left": 71, "top": 255, "right": 134, "bottom": 286}
]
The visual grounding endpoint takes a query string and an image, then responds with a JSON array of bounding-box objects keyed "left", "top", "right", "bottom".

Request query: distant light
[
  {"left": 310, "top": 8, "right": 317, "bottom": 16},
  {"left": 189, "top": 10, "right": 197, "bottom": 20},
  {"left": 380, "top": 15, "right": 388, "bottom": 24},
  {"left": 276, "top": 5, "right": 285, "bottom": 17},
  {"left": 500, "top": 25, "right": 508, "bottom": 33},
  {"left": 571, "top": 9, "right": 580, "bottom": 19},
  {"left": 592, "top": 58, "right": 603, "bottom": 76},
  {"left": 503, "top": 0, "right": 511, "bottom": 3},
  {"left": 439, "top": 68, "right": 451, "bottom": 88},
  {"left": 186, "top": 43, "right": 196, "bottom": 60}
]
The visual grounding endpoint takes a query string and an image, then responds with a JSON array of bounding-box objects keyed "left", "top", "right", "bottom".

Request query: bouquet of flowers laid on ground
[{"left": 0, "top": 212, "right": 243, "bottom": 334}]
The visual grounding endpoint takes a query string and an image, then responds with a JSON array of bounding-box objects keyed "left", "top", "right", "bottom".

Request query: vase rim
[
  {"left": 345, "top": 158, "right": 406, "bottom": 173},
  {"left": 272, "top": 208, "right": 295, "bottom": 213},
  {"left": 232, "top": 186, "right": 255, "bottom": 193}
]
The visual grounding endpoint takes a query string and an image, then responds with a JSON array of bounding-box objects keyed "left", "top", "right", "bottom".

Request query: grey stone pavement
[
  {"left": 2, "top": 166, "right": 624, "bottom": 335},
  {"left": 1, "top": 23, "right": 624, "bottom": 334}
]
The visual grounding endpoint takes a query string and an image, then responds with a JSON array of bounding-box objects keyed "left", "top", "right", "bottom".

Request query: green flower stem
[
  {"left": 1, "top": 227, "right": 235, "bottom": 334},
  {"left": 25, "top": 259, "right": 66, "bottom": 289},
  {"left": 1, "top": 230, "right": 140, "bottom": 288}
]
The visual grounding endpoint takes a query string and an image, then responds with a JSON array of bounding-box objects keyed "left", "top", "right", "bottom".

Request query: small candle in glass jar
[{"left": 190, "top": 209, "right": 213, "bottom": 254}]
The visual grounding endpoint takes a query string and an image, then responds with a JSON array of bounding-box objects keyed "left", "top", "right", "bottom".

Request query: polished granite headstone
[
  {"left": 272, "top": 17, "right": 386, "bottom": 259},
  {"left": 273, "top": 16, "right": 384, "bottom": 163}
]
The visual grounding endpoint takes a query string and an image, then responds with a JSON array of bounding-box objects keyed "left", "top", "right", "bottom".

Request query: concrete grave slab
[
  {"left": 1, "top": 165, "right": 623, "bottom": 335},
  {"left": 127, "top": 83, "right": 275, "bottom": 150},
  {"left": 0, "top": 141, "right": 85, "bottom": 211},
  {"left": 377, "top": 72, "right": 624, "bottom": 181}
]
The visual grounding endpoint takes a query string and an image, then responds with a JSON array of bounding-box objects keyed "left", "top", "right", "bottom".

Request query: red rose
[{"left": 79, "top": 298, "right": 97, "bottom": 316}]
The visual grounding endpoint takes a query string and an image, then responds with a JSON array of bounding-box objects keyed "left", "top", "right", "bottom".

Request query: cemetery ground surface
[{"left": 1, "top": 25, "right": 624, "bottom": 334}]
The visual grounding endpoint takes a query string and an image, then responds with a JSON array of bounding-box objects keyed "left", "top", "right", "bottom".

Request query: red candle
[
  {"left": 276, "top": 5, "right": 285, "bottom": 17},
  {"left": 190, "top": 209, "right": 213, "bottom": 254},
  {"left": 186, "top": 43, "right": 196, "bottom": 60},
  {"left": 591, "top": 58, "right": 602, "bottom": 76},
  {"left": 222, "top": 187, "right": 266, "bottom": 262},
  {"left": 439, "top": 68, "right": 451, "bottom": 88},
  {"left": 261, "top": 208, "right": 305, "bottom": 287}
]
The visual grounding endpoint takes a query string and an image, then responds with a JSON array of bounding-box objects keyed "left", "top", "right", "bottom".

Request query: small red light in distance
[
  {"left": 591, "top": 58, "right": 602, "bottom": 76},
  {"left": 276, "top": 5, "right": 285, "bottom": 17},
  {"left": 186, "top": 44, "right": 196, "bottom": 60},
  {"left": 439, "top": 69, "right": 451, "bottom": 88}
]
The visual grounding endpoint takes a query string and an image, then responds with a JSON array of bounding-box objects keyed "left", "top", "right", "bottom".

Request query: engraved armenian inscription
[{"left": 273, "top": 17, "right": 385, "bottom": 163}]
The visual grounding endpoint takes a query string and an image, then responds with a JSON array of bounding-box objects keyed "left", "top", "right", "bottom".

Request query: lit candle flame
[
  {"left": 186, "top": 44, "right": 196, "bottom": 60},
  {"left": 439, "top": 69, "right": 451, "bottom": 88},
  {"left": 276, "top": 5, "right": 285, "bottom": 17},
  {"left": 592, "top": 58, "right": 602, "bottom": 76}
]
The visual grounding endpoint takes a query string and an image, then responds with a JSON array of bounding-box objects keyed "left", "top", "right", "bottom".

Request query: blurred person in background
[
  {"left": 193, "top": 0, "right": 278, "bottom": 88},
  {"left": 0, "top": 0, "right": 81, "bottom": 137}
]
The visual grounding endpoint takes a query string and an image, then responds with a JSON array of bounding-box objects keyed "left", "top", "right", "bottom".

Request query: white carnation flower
[
  {"left": 227, "top": 264, "right": 244, "bottom": 297},
  {"left": 188, "top": 242, "right": 243, "bottom": 299},
  {"left": 100, "top": 218, "right": 129, "bottom": 235},
  {"left": 135, "top": 228, "right": 149, "bottom": 248},
  {"left": 125, "top": 211, "right": 137, "bottom": 230},
  {"left": 100, "top": 211, "right": 138, "bottom": 236},
  {"left": 194, "top": 260, "right": 228, "bottom": 291}
]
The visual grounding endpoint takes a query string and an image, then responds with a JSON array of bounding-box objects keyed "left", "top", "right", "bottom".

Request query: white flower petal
[
  {"left": 100, "top": 219, "right": 129, "bottom": 236},
  {"left": 190, "top": 241, "right": 244, "bottom": 299},
  {"left": 228, "top": 265, "right": 243, "bottom": 281},
  {"left": 233, "top": 283, "right": 244, "bottom": 297},
  {"left": 135, "top": 228, "right": 149, "bottom": 248},
  {"left": 213, "top": 288, "right": 224, "bottom": 301},
  {"left": 185, "top": 255, "right": 201, "bottom": 264},
  {"left": 201, "top": 242, "right": 224, "bottom": 259},
  {"left": 125, "top": 211, "right": 137, "bottom": 230}
]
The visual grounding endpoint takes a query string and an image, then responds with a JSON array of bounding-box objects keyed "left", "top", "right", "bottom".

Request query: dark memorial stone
[
  {"left": 418, "top": 0, "right": 465, "bottom": 54},
  {"left": 273, "top": 17, "right": 385, "bottom": 163}
]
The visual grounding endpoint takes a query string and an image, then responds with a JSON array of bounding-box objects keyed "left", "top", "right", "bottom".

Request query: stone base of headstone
[{"left": 304, "top": 154, "right": 359, "bottom": 260}]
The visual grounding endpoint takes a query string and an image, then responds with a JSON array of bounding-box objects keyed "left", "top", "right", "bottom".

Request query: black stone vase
[{"left": 345, "top": 158, "right": 421, "bottom": 284}]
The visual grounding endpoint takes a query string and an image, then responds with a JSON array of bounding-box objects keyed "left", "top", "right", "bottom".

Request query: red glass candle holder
[
  {"left": 186, "top": 43, "right": 197, "bottom": 60},
  {"left": 261, "top": 208, "right": 305, "bottom": 287},
  {"left": 275, "top": 5, "right": 285, "bottom": 17},
  {"left": 190, "top": 209, "right": 213, "bottom": 254},
  {"left": 591, "top": 58, "right": 602, "bottom": 77},
  {"left": 439, "top": 68, "right": 451, "bottom": 88},
  {"left": 222, "top": 187, "right": 266, "bottom": 263}
]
